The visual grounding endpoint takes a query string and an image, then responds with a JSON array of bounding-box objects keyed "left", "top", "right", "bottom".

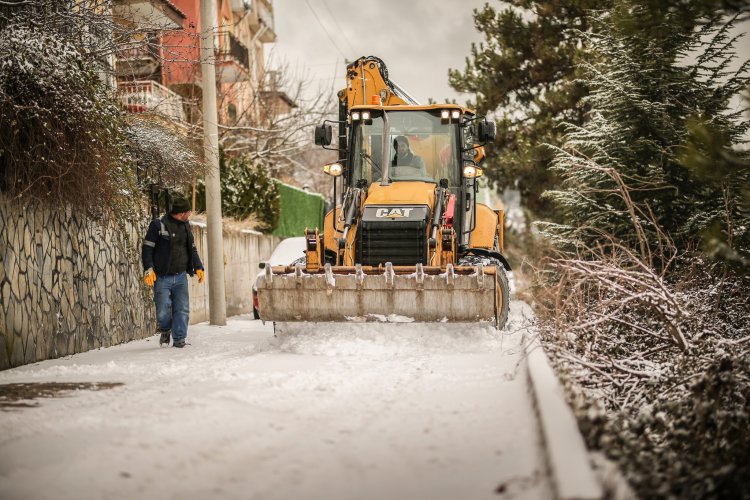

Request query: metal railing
[
  {"left": 216, "top": 31, "right": 249, "bottom": 70},
  {"left": 118, "top": 80, "right": 185, "bottom": 122}
]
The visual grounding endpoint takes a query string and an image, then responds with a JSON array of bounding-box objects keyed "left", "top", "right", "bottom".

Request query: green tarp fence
[{"left": 272, "top": 181, "right": 325, "bottom": 238}]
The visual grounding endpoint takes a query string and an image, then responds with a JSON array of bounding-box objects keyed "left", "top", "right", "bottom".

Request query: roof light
[
  {"left": 323, "top": 162, "right": 343, "bottom": 177},
  {"left": 441, "top": 110, "right": 450, "bottom": 119},
  {"left": 463, "top": 165, "right": 484, "bottom": 179},
  {"left": 351, "top": 112, "right": 360, "bottom": 121},
  {"left": 451, "top": 110, "right": 460, "bottom": 120},
  {"left": 361, "top": 111, "right": 371, "bottom": 121}
]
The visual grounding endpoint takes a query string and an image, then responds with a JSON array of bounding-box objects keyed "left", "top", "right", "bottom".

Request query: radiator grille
[{"left": 357, "top": 206, "right": 429, "bottom": 266}]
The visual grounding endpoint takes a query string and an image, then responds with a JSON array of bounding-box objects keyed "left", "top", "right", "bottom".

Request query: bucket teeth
[
  {"left": 384, "top": 262, "right": 395, "bottom": 288},
  {"left": 415, "top": 263, "right": 425, "bottom": 290},
  {"left": 264, "top": 263, "right": 273, "bottom": 289},
  {"left": 324, "top": 263, "right": 334, "bottom": 294},
  {"left": 445, "top": 263, "right": 455, "bottom": 288},
  {"left": 294, "top": 263, "right": 304, "bottom": 288},
  {"left": 355, "top": 263, "right": 364, "bottom": 289},
  {"left": 476, "top": 263, "right": 484, "bottom": 286}
]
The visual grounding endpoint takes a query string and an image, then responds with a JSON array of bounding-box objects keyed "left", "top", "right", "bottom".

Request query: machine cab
[{"left": 347, "top": 106, "right": 466, "bottom": 189}]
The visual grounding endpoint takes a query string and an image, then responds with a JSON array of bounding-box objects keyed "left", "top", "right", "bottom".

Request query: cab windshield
[{"left": 350, "top": 110, "right": 460, "bottom": 187}]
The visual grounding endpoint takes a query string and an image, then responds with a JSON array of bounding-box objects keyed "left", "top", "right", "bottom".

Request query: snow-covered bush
[
  {"left": 536, "top": 253, "right": 750, "bottom": 498},
  {"left": 0, "top": 24, "right": 127, "bottom": 215},
  {"left": 126, "top": 114, "right": 205, "bottom": 188}
]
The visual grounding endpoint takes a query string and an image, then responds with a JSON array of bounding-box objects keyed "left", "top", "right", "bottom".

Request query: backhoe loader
[{"left": 256, "top": 56, "right": 511, "bottom": 328}]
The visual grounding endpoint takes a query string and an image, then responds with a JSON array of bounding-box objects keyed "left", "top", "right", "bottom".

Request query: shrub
[
  {"left": 536, "top": 251, "right": 750, "bottom": 498},
  {"left": 195, "top": 152, "right": 280, "bottom": 232},
  {"left": 127, "top": 114, "right": 205, "bottom": 189},
  {"left": 0, "top": 24, "right": 128, "bottom": 215}
]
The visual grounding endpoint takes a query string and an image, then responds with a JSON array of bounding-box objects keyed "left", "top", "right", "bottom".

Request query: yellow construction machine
[{"left": 257, "top": 56, "right": 510, "bottom": 327}]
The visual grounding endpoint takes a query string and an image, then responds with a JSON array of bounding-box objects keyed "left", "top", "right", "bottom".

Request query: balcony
[
  {"left": 115, "top": 32, "right": 161, "bottom": 78},
  {"left": 119, "top": 80, "right": 186, "bottom": 122},
  {"left": 230, "top": 0, "right": 251, "bottom": 12},
  {"left": 248, "top": 0, "right": 276, "bottom": 43},
  {"left": 112, "top": 0, "right": 185, "bottom": 30},
  {"left": 259, "top": 70, "right": 297, "bottom": 116},
  {"left": 215, "top": 32, "right": 250, "bottom": 83}
]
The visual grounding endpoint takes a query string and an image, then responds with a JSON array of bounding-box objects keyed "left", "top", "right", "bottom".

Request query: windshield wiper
[
  {"left": 359, "top": 152, "right": 379, "bottom": 170},
  {"left": 360, "top": 152, "right": 385, "bottom": 179}
]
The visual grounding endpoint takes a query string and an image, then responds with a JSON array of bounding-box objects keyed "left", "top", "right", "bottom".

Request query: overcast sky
[
  {"left": 267, "top": 0, "right": 489, "bottom": 106},
  {"left": 267, "top": 1, "right": 750, "bottom": 117}
]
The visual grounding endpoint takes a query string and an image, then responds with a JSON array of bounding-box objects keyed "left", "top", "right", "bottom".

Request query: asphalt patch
[{"left": 0, "top": 382, "right": 123, "bottom": 410}]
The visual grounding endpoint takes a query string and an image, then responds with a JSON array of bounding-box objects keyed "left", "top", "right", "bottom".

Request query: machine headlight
[
  {"left": 463, "top": 165, "right": 484, "bottom": 179},
  {"left": 323, "top": 162, "right": 343, "bottom": 177},
  {"left": 351, "top": 112, "right": 360, "bottom": 121},
  {"left": 361, "top": 111, "right": 371, "bottom": 121},
  {"left": 451, "top": 110, "right": 460, "bottom": 120}
]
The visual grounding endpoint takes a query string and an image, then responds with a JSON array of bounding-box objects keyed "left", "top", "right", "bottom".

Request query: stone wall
[
  {"left": 0, "top": 200, "right": 280, "bottom": 370},
  {"left": 0, "top": 199, "right": 153, "bottom": 370}
]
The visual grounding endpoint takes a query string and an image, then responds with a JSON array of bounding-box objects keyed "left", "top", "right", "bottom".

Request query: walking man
[{"left": 141, "top": 196, "right": 205, "bottom": 348}]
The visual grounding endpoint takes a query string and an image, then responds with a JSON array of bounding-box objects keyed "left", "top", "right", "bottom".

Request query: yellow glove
[
  {"left": 144, "top": 268, "right": 156, "bottom": 287},
  {"left": 196, "top": 269, "right": 205, "bottom": 284}
]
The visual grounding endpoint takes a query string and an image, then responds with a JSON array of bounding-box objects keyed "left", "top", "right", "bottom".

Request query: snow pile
[{"left": 270, "top": 321, "right": 512, "bottom": 358}]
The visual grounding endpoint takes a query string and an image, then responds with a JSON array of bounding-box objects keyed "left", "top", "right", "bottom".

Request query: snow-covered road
[{"left": 0, "top": 302, "right": 551, "bottom": 500}]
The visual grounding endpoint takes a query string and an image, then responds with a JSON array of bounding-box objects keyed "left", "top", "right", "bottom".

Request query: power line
[
  {"left": 304, "top": 0, "right": 347, "bottom": 60},
  {"left": 319, "top": 0, "right": 358, "bottom": 56}
]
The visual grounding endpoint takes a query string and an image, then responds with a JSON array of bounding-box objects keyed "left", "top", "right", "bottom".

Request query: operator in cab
[{"left": 392, "top": 136, "right": 426, "bottom": 176}]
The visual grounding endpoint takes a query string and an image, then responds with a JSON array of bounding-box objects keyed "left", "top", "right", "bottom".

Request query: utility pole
[{"left": 199, "top": 0, "right": 227, "bottom": 325}]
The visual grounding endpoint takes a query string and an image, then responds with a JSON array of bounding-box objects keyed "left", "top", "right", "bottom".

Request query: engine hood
[{"left": 364, "top": 181, "right": 436, "bottom": 208}]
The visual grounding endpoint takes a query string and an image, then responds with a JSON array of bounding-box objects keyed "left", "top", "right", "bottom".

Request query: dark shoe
[
  {"left": 173, "top": 341, "right": 187, "bottom": 348},
  {"left": 158, "top": 329, "right": 171, "bottom": 346}
]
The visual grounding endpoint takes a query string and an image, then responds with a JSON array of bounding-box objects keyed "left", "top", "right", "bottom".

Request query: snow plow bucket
[{"left": 256, "top": 263, "right": 509, "bottom": 328}]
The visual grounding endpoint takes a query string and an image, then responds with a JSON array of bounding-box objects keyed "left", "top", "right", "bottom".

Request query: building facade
[{"left": 115, "top": 0, "right": 278, "bottom": 129}]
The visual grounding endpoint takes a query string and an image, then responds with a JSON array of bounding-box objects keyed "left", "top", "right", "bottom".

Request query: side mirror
[
  {"left": 314, "top": 124, "right": 333, "bottom": 146},
  {"left": 478, "top": 119, "right": 496, "bottom": 142}
]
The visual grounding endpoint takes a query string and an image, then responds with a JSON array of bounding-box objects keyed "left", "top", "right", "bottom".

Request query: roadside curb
[{"left": 525, "top": 335, "right": 603, "bottom": 500}]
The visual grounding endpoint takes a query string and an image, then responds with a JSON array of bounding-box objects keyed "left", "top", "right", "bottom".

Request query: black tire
[
  {"left": 495, "top": 265, "right": 510, "bottom": 330},
  {"left": 457, "top": 254, "right": 511, "bottom": 329}
]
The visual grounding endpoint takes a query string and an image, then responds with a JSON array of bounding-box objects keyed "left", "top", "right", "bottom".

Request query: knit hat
[
  {"left": 170, "top": 196, "right": 191, "bottom": 214},
  {"left": 394, "top": 135, "right": 409, "bottom": 148}
]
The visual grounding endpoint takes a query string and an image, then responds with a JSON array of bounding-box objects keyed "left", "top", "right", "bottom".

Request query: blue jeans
[{"left": 154, "top": 272, "right": 190, "bottom": 342}]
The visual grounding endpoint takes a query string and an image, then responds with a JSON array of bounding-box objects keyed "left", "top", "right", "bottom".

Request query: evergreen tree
[
  {"left": 195, "top": 151, "right": 280, "bottom": 232},
  {"left": 542, "top": 3, "right": 749, "bottom": 264},
  {"left": 449, "top": 0, "right": 609, "bottom": 220},
  {"left": 679, "top": 113, "right": 750, "bottom": 268}
]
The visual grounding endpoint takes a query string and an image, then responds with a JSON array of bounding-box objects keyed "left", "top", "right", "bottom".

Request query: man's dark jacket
[{"left": 141, "top": 215, "right": 203, "bottom": 276}]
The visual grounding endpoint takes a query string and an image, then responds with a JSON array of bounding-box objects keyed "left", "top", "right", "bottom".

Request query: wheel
[
  {"left": 495, "top": 265, "right": 510, "bottom": 330},
  {"left": 457, "top": 253, "right": 511, "bottom": 329}
]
